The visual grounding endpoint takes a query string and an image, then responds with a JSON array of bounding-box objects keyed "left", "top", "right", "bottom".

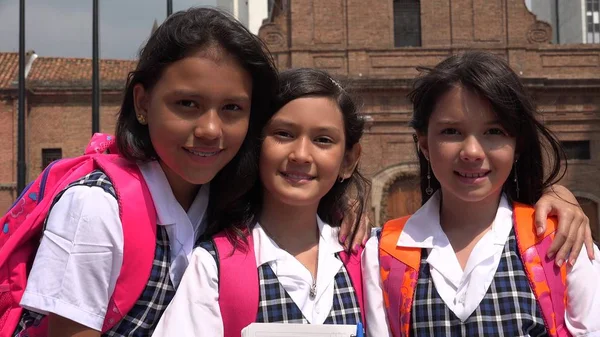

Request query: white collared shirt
[
  {"left": 20, "top": 160, "right": 210, "bottom": 331},
  {"left": 138, "top": 160, "right": 210, "bottom": 288},
  {"left": 363, "top": 192, "right": 600, "bottom": 337},
  {"left": 152, "top": 217, "right": 347, "bottom": 337}
]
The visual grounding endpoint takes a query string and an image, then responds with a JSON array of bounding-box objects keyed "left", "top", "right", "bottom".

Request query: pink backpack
[
  {"left": 213, "top": 231, "right": 365, "bottom": 337},
  {"left": 0, "top": 134, "right": 157, "bottom": 337}
]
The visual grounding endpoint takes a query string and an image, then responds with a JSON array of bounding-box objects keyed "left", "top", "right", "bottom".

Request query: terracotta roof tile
[
  {"left": 0, "top": 52, "right": 136, "bottom": 90},
  {"left": 0, "top": 53, "right": 19, "bottom": 90}
]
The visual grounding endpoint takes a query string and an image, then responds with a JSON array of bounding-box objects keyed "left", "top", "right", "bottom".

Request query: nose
[
  {"left": 288, "top": 137, "right": 312, "bottom": 164},
  {"left": 194, "top": 109, "right": 222, "bottom": 141},
  {"left": 460, "top": 135, "right": 485, "bottom": 162}
]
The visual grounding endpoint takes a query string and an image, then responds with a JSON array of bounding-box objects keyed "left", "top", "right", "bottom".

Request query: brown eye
[
  {"left": 274, "top": 131, "right": 293, "bottom": 139},
  {"left": 486, "top": 128, "right": 506, "bottom": 136},
  {"left": 441, "top": 128, "right": 459, "bottom": 135},
  {"left": 223, "top": 104, "right": 242, "bottom": 112},
  {"left": 315, "top": 137, "right": 334, "bottom": 144},
  {"left": 177, "top": 100, "right": 197, "bottom": 108}
]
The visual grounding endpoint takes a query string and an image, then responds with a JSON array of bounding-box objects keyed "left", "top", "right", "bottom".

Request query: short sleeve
[{"left": 20, "top": 185, "right": 124, "bottom": 331}]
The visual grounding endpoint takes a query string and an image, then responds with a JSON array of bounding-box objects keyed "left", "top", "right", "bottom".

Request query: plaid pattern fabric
[
  {"left": 103, "top": 226, "right": 175, "bottom": 336},
  {"left": 410, "top": 229, "right": 548, "bottom": 337},
  {"left": 256, "top": 253, "right": 361, "bottom": 324},
  {"left": 12, "top": 309, "right": 44, "bottom": 336},
  {"left": 322, "top": 262, "right": 362, "bottom": 325},
  {"left": 13, "top": 170, "right": 176, "bottom": 337},
  {"left": 199, "top": 240, "right": 362, "bottom": 325}
]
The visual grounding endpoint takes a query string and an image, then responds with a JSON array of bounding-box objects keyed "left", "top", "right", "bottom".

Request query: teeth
[
  {"left": 187, "top": 149, "right": 220, "bottom": 157},
  {"left": 282, "top": 173, "right": 313, "bottom": 180},
  {"left": 459, "top": 172, "right": 487, "bottom": 178}
]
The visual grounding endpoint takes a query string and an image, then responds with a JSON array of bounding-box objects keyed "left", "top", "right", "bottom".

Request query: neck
[
  {"left": 259, "top": 191, "right": 320, "bottom": 253},
  {"left": 439, "top": 190, "right": 502, "bottom": 237},
  {"left": 159, "top": 160, "right": 200, "bottom": 212}
]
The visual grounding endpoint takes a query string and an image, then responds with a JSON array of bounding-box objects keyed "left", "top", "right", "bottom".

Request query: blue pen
[{"left": 355, "top": 321, "right": 364, "bottom": 337}]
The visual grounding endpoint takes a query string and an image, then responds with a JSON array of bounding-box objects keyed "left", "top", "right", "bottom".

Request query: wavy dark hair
[
  {"left": 205, "top": 68, "right": 370, "bottom": 248},
  {"left": 114, "top": 7, "right": 278, "bottom": 226},
  {"left": 409, "top": 51, "right": 566, "bottom": 205}
]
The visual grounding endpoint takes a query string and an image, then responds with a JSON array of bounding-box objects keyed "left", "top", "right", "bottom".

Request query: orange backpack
[{"left": 379, "top": 202, "right": 570, "bottom": 337}]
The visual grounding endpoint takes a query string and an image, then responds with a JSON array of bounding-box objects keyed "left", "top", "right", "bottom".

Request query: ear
[
  {"left": 133, "top": 83, "right": 150, "bottom": 120},
  {"left": 416, "top": 132, "right": 430, "bottom": 160}
]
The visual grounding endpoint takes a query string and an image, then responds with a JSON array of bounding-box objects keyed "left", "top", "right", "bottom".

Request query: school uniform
[
  {"left": 363, "top": 192, "right": 600, "bottom": 337},
  {"left": 152, "top": 216, "right": 362, "bottom": 337},
  {"left": 18, "top": 160, "right": 210, "bottom": 335}
]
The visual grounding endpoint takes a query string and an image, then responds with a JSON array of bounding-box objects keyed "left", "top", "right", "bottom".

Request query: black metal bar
[
  {"left": 92, "top": 0, "right": 100, "bottom": 134},
  {"left": 555, "top": 0, "right": 560, "bottom": 44},
  {"left": 167, "top": 0, "right": 173, "bottom": 16},
  {"left": 17, "top": 0, "right": 26, "bottom": 194}
]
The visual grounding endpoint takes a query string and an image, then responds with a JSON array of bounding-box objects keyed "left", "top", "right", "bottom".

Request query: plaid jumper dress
[
  {"left": 14, "top": 170, "right": 176, "bottom": 337},
  {"left": 410, "top": 229, "right": 548, "bottom": 337}
]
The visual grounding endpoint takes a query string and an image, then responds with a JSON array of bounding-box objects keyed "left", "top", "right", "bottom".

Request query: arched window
[
  {"left": 393, "top": 0, "right": 422, "bottom": 47},
  {"left": 383, "top": 175, "right": 421, "bottom": 223}
]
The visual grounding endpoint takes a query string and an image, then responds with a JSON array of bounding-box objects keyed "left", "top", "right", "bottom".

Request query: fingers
[
  {"left": 534, "top": 203, "right": 552, "bottom": 235},
  {"left": 548, "top": 214, "right": 581, "bottom": 266},
  {"left": 568, "top": 222, "right": 586, "bottom": 266},
  {"left": 349, "top": 214, "right": 370, "bottom": 252},
  {"left": 338, "top": 219, "right": 351, "bottom": 248}
]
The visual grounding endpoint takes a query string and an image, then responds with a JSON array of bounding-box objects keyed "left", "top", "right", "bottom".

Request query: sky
[{"left": 0, "top": 0, "right": 219, "bottom": 60}]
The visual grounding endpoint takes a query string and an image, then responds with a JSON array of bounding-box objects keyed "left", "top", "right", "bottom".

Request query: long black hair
[
  {"left": 205, "top": 68, "right": 370, "bottom": 248},
  {"left": 409, "top": 51, "right": 566, "bottom": 205}
]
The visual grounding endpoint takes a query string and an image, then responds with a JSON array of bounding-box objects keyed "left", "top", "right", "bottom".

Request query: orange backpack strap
[
  {"left": 379, "top": 216, "right": 421, "bottom": 337},
  {"left": 513, "top": 202, "right": 571, "bottom": 337}
]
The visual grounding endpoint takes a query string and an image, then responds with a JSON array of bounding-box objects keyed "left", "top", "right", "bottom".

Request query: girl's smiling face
[
  {"left": 419, "top": 85, "right": 517, "bottom": 204},
  {"left": 259, "top": 96, "right": 359, "bottom": 209},
  {"left": 134, "top": 49, "right": 252, "bottom": 194}
]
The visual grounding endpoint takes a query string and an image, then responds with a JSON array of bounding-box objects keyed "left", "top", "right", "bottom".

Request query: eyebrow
[
  {"left": 269, "top": 118, "right": 342, "bottom": 134},
  {"left": 433, "top": 119, "right": 502, "bottom": 125},
  {"left": 169, "top": 89, "right": 250, "bottom": 102}
]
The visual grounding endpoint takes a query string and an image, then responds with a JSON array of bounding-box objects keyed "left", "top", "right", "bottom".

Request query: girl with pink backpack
[{"left": 6, "top": 7, "right": 280, "bottom": 337}]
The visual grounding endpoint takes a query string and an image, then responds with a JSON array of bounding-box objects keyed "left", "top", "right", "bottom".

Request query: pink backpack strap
[
  {"left": 95, "top": 156, "right": 157, "bottom": 332},
  {"left": 213, "top": 232, "right": 258, "bottom": 337},
  {"left": 530, "top": 237, "right": 570, "bottom": 337},
  {"left": 339, "top": 247, "right": 365, "bottom": 326},
  {"left": 85, "top": 133, "right": 119, "bottom": 155}
]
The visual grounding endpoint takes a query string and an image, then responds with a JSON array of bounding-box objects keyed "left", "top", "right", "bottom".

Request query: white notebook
[{"left": 241, "top": 323, "right": 359, "bottom": 337}]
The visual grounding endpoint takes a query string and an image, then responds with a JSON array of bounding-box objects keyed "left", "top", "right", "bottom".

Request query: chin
[
  {"left": 276, "top": 193, "right": 321, "bottom": 208},
  {"left": 455, "top": 189, "right": 500, "bottom": 203},
  {"left": 183, "top": 172, "right": 220, "bottom": 185}
]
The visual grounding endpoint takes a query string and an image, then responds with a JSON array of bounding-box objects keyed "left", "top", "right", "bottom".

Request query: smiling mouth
[
  {"left": 184, "top": 148, "right": 223, "bottom": 157},
  {"left": 279, "top": 172, "right": 316, "bottom": 180},
  {"left": 455, "top": 171, "right": 490, "bottom": 178}
]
